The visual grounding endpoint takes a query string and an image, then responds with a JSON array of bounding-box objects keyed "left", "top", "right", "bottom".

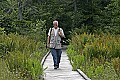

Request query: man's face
[{"left": 54, "top": 22, "right": 58, "bottom": 29}]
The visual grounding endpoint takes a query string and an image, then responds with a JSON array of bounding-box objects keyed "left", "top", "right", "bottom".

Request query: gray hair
[{"left": 53, "top": 20, "right": 58, "bottom": 26}]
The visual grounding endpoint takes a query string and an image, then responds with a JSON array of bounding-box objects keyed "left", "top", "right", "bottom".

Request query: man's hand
[
  {"left": 47, "top": 43, "right": 50, "bottom": 48},
  {"left": 58, "top": 31, "right": 62, "bottom": 36},
  {"left": 58, "top": 31, "right": 65, "bottom": 38}
]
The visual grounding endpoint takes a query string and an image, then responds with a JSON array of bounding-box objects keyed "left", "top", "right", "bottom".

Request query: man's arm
[
  {"left": 47, "top": 36, "right": 50, "bottom": 45},
  {"left": 58, "top": 32, "right": 65, "bottom": 38},
  {"left": 58, "top": 28, "right": 65, "bottom": 38},
  {"left": 47, "top": 28, "right": 52, "bottom": 48}
]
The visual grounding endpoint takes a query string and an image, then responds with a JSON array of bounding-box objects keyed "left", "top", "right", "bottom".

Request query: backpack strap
[{"left": 49, "top": 28, "right": 52, "bottom": 37}]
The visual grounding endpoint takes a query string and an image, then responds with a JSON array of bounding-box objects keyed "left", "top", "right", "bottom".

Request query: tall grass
[
  {"left": 67, "top": 33, "right": 120, "bottom": 80},
  {"left": 0, "top": 33, "right": 47, "bottom": 80},
  {"left": 0, "top": 58, "right": 18, "bottom": 80}
]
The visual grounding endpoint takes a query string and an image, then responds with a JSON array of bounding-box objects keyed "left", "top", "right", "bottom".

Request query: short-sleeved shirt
[{"left": 48, "top": 27, "right": 64, "bottom": 36}]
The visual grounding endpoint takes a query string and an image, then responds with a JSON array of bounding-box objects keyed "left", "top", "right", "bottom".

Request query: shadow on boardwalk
[{"left": 43, "top": 48, "right": 85, "bottom": 80}]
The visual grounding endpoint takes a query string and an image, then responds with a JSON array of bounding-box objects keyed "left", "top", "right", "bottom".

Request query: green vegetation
[
  {"left": 67, "top": 33, "right": 120, "bottom": 80},
  {"left": 1, "top": 0, "right": 120, "bottom": 80},
  {"left": 0, "top": 58, "right": 18, "bottom": 80},
  {"left": 0, "top": 33, "right": 47, "bottom": 80},
  {"left": 1, "top": 0, "right": 120, "bottom": 39}
]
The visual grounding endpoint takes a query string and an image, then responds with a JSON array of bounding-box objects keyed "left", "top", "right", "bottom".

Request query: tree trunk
[
  {"left": 18, "top": 0, "right": 22, "bottom": 20},
  {"left": 74, "top": 0, "right": 77, "bottom": 12}
]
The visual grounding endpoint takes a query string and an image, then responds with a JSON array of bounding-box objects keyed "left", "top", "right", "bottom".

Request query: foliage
[
  {"left": 0, "top": 27, "right": 5, "bottom": 37},
  {"left": 67, "top": 33, "right": 120, "bottom": 80},
  {"left": 0, "top": 58, "right": 18, "bottom": 80},
  {"left": 112, "top": 58, "right": 120, "bottom": 77},
  {"left": 0, "top": 33, "right": 47, "bottom": 80},
  {"left": 1, "top": 0, "right": 120, "bottom": 39},
  {"left": 1, "top": 0, "right": 120, "bottom": 79}
]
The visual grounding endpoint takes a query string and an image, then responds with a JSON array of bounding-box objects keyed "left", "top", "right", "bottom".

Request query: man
[{"left": 47, "top": 20, "right": 65, "bottom": 69}]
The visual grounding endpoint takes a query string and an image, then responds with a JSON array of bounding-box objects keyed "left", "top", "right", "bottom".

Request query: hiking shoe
[
  {"left": 57, "top": 64, "right": 59, "bottom": 68},
  {"left": 54, "top": 66, "right": 57, "bottom": 69}
]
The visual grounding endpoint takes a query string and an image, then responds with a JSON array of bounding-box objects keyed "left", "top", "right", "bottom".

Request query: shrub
[
  {"left": 67, "top": 33, "right": 120, "bottom": 80},
  {"left": 0, "top": 58, "right": 18, "bottom": 80},
  {"left": 112, "top": 58, "right": 120, "bottom": 77},
  {"left": 0, "top": 33, "right": 47, "bottom": 80}
]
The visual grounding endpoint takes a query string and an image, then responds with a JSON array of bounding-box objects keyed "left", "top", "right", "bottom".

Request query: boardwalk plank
[{"left": 43, "top": 50, "right": 85, "bottom": 80}]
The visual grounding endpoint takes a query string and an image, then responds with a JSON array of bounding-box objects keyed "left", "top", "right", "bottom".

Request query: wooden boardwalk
[{"left": 43, "top": 50, "right": 85, "bottom": 80}]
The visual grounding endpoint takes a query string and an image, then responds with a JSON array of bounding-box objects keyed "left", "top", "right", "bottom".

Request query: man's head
[{"left": 53, "top": 20, "right": 58, "bottom": 29}]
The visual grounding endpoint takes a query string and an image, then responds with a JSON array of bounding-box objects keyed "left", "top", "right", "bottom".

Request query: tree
[
  {"left": 103, "top": 0, "right": 120, "bottom": 34},
  {"left": 18, "top": 0, "right": 23, "bottom": 20}
]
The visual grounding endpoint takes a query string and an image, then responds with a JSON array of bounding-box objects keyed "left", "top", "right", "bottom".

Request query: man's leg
[
  {"left": 56, "top": 49, "right": 62, "bottom": 68},
  {"left": 50, "top": 48, "right": 58, "bottom": 69}
]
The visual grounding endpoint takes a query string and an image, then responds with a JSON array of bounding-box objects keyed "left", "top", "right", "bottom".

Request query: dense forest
[
  {"left": 1, "top": 0, "right": 120, "bottom": 37},
  {"left": 0, "top": 0, "right": 120, "bottom": 80}
]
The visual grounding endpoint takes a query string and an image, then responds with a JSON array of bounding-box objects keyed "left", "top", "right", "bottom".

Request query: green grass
[
  {"left": 0, "top": 33, "right": 47, "bottom": 80},
  {"left": 67, "top": 33, "right": 120, "bottom": 80},
  {"left": 0, "top": 58, "right": 18, "bottom": 80}
]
